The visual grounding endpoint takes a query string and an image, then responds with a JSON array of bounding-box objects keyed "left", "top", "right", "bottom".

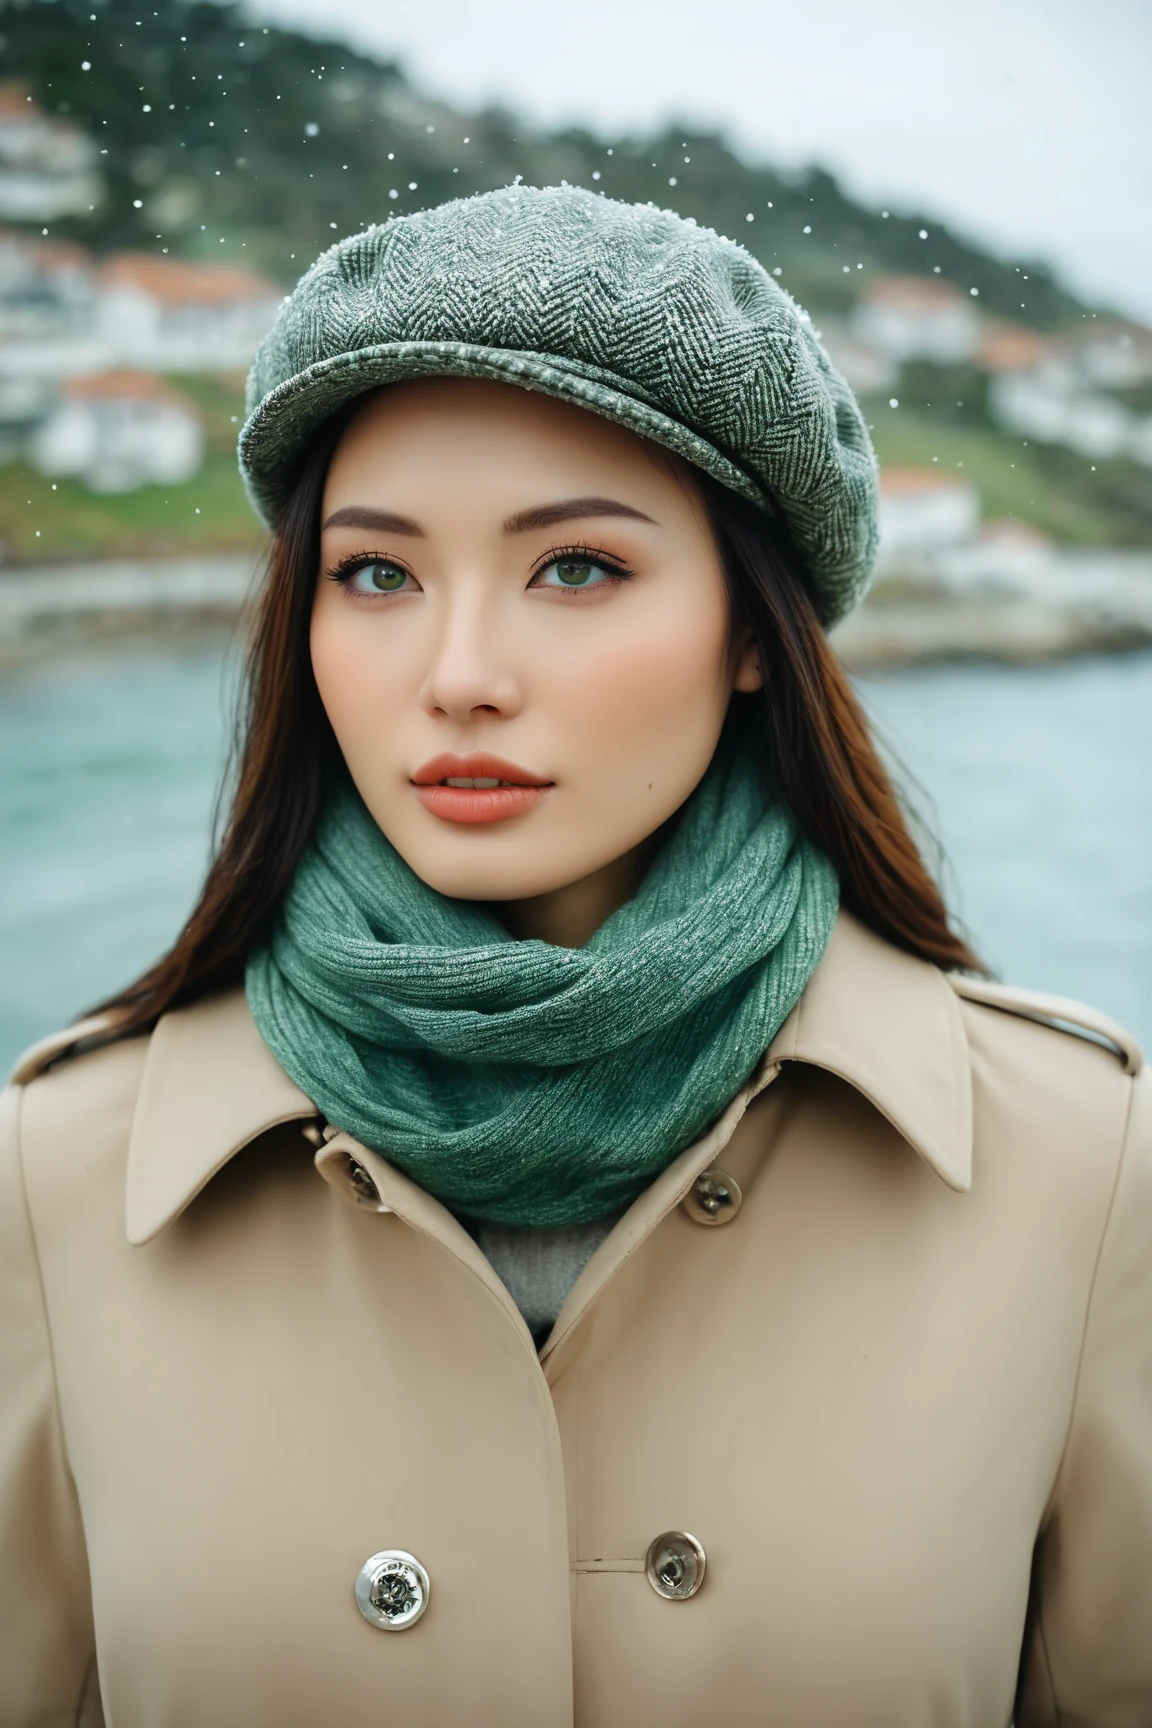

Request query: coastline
[
  {"left": 832, "top": 593, "right": 1152, "bottom": 667},
  {"left": 2, "top": 552, "right": 1152, "bottom": 671},
  {"left": 0, "top": 556, "right": 257, "bottom": 668}
]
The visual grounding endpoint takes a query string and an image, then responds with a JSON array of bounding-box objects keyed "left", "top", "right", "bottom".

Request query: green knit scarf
[{"left": 245, "top": 736, "right": 839, "bottom": 1229}]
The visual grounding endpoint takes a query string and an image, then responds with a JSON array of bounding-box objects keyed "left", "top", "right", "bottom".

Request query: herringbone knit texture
[
  {"left": 245, "top": 736, "right": 839, "bottom": 1229},
  {"left": 239, "top": 184, "right": 879, "bottom": 625}
]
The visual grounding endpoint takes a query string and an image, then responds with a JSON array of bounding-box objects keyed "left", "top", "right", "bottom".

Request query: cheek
[
  {"left": 309, "top": 595, "right": 408, "bottom": 743},
  {"left": 548, "top": 598, "right": 732, "bottom": 746}
]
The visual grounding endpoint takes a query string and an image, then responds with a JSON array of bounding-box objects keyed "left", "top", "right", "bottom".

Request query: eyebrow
[
  {"left": 321, "top": 505, "right": 424, "bottom": 535},
  {"left": 320, "top": 496, "right": 655, "bottom": 537},
  {"left": 501, "top": 496, "right": 656, "bottom": 534}
]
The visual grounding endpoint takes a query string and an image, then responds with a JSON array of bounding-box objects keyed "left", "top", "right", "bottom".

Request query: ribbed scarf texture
[{"left": 245, "top": 737, "right": 839, "bottom": 1229}]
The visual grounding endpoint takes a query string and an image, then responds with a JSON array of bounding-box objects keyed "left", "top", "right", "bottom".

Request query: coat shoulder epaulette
[
  {"left": 6, "top": 1013, "right": 125, "bottom": 1087},
  {"left": 948, "top": 974, "right": 1143, "bottom": 1077}
]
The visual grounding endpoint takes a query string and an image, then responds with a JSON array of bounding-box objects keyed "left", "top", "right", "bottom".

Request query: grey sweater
[{"left": 472, "top": 1215, "right": 619, "bottom": 1348}]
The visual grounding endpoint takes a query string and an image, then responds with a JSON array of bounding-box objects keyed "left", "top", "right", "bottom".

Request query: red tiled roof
[
  {"left": 0, "top": 81, "right": 37, "bottom": 120},
  {"left": 62, "top": 369, "right": 189, "bottom": 404},
  {"left": 880, "top": 466, "right": 973, "bottom": 495},
  {"left": 98, "top": 252, "right": 279, "bottom": 306},
  {"left": 976, "top": 322, "right": 1049, "bottom": 373},
  {"left": 30, "top": 238, "right": 91, "bottom": 271},
  {"left": 863, "top": 276, "right": 969, "bottom": 310}
]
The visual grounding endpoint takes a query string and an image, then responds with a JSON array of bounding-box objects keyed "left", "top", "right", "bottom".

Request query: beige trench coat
[{"left": 2, "top": 913, "right": 1150, "bottom": 1727}]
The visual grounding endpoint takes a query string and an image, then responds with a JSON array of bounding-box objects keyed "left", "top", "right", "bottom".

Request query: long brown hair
[{"left": 94, "top": 432, "right": 980, "bottom": 1039}]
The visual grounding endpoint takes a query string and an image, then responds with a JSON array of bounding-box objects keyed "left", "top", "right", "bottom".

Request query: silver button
[
  {"left": 645, "top": 1530, "right": 707, "bottom": 1600},
  {"left": 354, "top": 1550, "right": 430, "bottom": 1630},
  {"left": 682, "top": 1167, "right": 742, "bottom": 1226}
]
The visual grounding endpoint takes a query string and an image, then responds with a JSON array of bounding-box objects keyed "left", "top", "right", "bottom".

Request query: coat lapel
[
  {"left": 768, "top": 913, "right": 973, "bottom": 1193},
  {"left": 125, "top": 988, "right": 316, "bottom": 1244}
]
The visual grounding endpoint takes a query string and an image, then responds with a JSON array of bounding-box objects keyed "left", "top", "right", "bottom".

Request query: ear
[{"left": 732, "top": 633, "right": 764, "bottom": 693}]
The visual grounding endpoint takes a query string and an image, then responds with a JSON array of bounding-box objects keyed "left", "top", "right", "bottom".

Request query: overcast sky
[{"left": 249, "top": 0, "right": 1152, "bottom": 322}]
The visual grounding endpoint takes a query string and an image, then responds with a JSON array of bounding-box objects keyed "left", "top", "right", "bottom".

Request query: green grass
[
  {"left": 165, "top": 372, "right": 250, "bottom": 457},
  {"left": 864, "top": 401, "right": 1151, "bottom": 546},
  {"left": 0, "top": 373, "right": 264, "bottom": 566},
  {"left": 0, "top": 455, "right": 265, "bottom": 566}
]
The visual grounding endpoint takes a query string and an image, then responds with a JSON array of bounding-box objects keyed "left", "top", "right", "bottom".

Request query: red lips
[
  {"left": 410, "top": 752, "right": 554, "bottom": 825},
  {"left": 410, "top": 752, "right": 552, "bottom": 788}
]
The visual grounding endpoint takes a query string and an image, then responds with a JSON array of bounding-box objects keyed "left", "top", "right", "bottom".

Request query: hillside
[
  {"left": 2, "top": 0, "right": 1150, "bottom": 567},
  {"left": 0, "top": 0, "right": 1086, "bottom": 327}
]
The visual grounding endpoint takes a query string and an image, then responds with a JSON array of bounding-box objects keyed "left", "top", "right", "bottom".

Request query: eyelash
[
  {"left": 323, "top": 548, "right": 407, "bottom": 587},
  {"left": 322, "top": 544, "right": 636, "bottom": 592},
  {"left": 530, "top": 543, "right": 634, "bottom": 588}
]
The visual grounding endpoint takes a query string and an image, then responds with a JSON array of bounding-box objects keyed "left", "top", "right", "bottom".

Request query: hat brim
[{"left": 238, "top": 339, "right": 773, "bottom": 529}]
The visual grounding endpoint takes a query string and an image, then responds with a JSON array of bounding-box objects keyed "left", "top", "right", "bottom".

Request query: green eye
[
  {"left": 539, "top": 556, "right": 611, "bottom": 588},
  {"left": 556, "top": 558, "right": 596, "bottom": 586},
  {"left": 350, "top": 561, "right": 409, "bottom": 593}
]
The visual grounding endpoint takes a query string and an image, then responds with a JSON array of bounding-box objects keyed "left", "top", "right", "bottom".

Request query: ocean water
[
  {"left": 0, "top": 641, "right": 1149, "bottom": 1072},
  {"left": 859, "top": 654, "right": 1151, "bottom": 1042},
  {"left": 0, "top": 643, "right": 238, "bottom": 1071}
]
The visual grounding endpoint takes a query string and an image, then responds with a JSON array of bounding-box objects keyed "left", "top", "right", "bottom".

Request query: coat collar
[
  {"left": 769, "top": 912, "right": 973, "bottom": 1193},
  {"left": 125, "top": 987, "right": 316, "bottom": 1245},
  {"left": 124, "top": 912, "right": 972, "bottom": 1245}
]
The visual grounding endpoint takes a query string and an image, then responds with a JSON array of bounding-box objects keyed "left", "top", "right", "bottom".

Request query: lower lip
[{"left": 412, "top": 784, "right": 552, "bottom": 825}]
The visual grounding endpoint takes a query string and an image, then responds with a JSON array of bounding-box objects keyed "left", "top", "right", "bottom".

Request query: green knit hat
[{"left": 239, "top": 185, "right": 879, "bottom": 626}]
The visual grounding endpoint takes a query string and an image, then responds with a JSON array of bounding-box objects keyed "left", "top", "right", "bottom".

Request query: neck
[{"left": 493, "top": 831, "right": 664, "bottom": 948}]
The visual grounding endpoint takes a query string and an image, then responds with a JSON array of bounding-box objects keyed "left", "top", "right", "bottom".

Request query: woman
[{"left": 2, "top": 186, "right": 1149, "bottom": 1728}]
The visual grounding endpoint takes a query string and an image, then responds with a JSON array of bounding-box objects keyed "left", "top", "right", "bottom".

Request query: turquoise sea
[{"left": 1, "top": 641, "right": 1150, "bottom": 1072}]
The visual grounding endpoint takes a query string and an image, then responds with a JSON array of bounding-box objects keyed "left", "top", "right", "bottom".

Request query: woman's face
[{"left": 311, "top": 377, "right": 760, "bottom": 909}]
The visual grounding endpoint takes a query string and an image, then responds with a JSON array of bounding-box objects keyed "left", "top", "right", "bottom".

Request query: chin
[
  {"left": 398, "top": 844, "right": 599, "bottom": 906},
  {"left": 397, "top": 850, "right": 559, "bottom": 904}
]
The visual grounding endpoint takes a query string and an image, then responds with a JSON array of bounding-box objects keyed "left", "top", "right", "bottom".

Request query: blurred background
[{"left": 0, "top": 0, "right": 1149, "bottom": 1067}]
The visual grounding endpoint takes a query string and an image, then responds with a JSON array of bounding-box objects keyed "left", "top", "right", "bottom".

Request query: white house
[
  {"left": 931, "top": 519, "right": 1057, "bottom": 594},
  {"left": 0, "top": 230, "right": 106, "bottom": 378},
  {"left": 30, "top": 369, "right": 204, "bottom": 492},
  {"left": 876, "top": 467, "right": 981, "bottom": 567},
  {"left": 0, "top": 371, "right": 54, "bottom": 461},
  {"left": 0, "top": 231, "right": 94, "bottom": 342},
  {"left": 1128, "top": 417, "right": 1152, "bottom": 467},
  {"left": 0, "top": 83, "right": 102, "bottom": 223},
  {"left": 989, "top": 373, "right": 1136, "bottom": 462},
  {"left": 815, "top": 320, "right": 897, "bottom": 395},
  {"left": 851, "top": 277, "right": 980, "bottom": 365},
  {"left": 1072, "top": 321, "right": 1152, "bottom": 389},
  {"left": 0, "top": 243, "right": 281, "bottom": 379},
  {"left": 95, "top": 254, "right": 282, "bottom": 372},
  {"left": 981, "top": 318, "right": 1152, "bottom": 465}
]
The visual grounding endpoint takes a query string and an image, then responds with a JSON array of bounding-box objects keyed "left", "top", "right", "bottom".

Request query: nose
[{"left": 418, "top": 588, "right": 523, "bottom": 723}]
